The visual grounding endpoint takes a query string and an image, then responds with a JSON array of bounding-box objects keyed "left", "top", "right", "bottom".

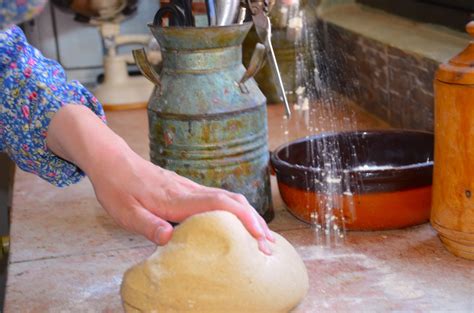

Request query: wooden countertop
[{"left": 4, "top": 103, "right": 474, "bottom": 312}]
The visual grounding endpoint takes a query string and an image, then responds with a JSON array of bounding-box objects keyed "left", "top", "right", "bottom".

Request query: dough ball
[{"left": 121, "top": 211, "right": 309, "bottom": 313}]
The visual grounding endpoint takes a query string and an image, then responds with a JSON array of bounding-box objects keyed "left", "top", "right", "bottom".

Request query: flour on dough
[{"left": 121, "top": 210, "right": 309, "bottom": 313}]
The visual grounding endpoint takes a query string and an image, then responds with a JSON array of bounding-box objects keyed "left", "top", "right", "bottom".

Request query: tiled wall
[{"left": 315, "top": 20, "right": 439, "bottom": 131}]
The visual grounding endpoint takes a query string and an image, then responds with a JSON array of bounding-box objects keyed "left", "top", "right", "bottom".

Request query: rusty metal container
[
  {"left": 134, "top": 23, "right": 273, "bottom": 221},
  {"left": 432, "top": 21, "right": 474, "bottom": 260}
]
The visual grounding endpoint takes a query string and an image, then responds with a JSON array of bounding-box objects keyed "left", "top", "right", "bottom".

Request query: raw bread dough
[{"left": 121, "top": 211, "right": 309, "bottom": 313}]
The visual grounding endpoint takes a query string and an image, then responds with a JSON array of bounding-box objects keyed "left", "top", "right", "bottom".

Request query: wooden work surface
[{"left": 4, "top": 103, "right": 474, "bottom": 312}]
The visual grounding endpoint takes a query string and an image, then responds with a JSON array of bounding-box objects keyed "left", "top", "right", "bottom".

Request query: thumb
[{"left": 130, "top": 206, "right": 174, "bottom": 245}]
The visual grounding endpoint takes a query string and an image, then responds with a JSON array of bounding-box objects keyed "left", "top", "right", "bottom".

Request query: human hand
[
  {"left": 47, "top": 105, "right": 274, "bottom": 254},
  {"left": 88, "top": 149, "right": 274, "bottom": 254}
]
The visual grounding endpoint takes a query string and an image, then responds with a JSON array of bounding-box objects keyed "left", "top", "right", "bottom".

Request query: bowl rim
[{"left": 271, "top": 129, "right": 434, "bottom": 176}]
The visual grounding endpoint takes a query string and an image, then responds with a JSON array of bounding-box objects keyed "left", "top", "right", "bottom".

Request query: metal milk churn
[
  {"left": 431, "top": 21, "right": 474, "bottom": 260},
  {"left": 133, "top": 22, "right": 274, "bottom": 221}
]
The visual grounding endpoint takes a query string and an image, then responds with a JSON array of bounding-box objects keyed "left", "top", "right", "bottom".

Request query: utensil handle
[
  {"left": 205, "top": 0, "right": 217, "bottom": 25},
  {"left": 132, "top": 48, "right": 162, "bottom": 93},
  {"left": 216, "top": 0, "right": 240, "bottom": 25},
  {"left": 238, "top": 43, "right": 266, "bottom": 93},
  {"left": 265, "top": 37, "right": 291, "bottom": 117}
]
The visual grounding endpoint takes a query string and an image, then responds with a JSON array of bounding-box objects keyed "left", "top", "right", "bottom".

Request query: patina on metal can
[{"left": 134, "top": 23, "right": 274, "bottom": 222}]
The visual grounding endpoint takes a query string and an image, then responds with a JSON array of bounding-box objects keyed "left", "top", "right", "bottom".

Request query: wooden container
[{"left": 431, "top": 21, "right": 474, "bottom": 260}]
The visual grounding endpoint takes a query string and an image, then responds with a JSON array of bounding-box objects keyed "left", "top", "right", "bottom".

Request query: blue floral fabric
[
  {"left": 0, "top": 0, "right": 47, "bottom": 29},
  {"left": 0, "top": 4, "right": 106, "bottom": 187}
]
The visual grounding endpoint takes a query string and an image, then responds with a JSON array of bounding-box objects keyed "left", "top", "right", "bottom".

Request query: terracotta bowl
[{"left": 271, "top": 130, "right": 434, "bottom": 230}]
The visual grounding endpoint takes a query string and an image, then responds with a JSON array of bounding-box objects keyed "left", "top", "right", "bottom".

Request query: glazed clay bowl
[{"left": 271, "top": 130, "right": 434, "bottom": 230}]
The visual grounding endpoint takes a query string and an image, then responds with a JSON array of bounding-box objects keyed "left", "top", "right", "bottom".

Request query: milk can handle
[
  {"left": 133, "top": 48, "right": 162, "bottom": 93},
  {"left": 238, "top": 43, "right": 266, "bottom": 94}
]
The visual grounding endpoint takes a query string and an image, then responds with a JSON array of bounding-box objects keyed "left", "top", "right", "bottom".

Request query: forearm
[
  {"left": 46, "top": 105, "right": 273, "bottom": 253},
  {"left": 46, "top": 104, "right": 132, "bottom": 179}
]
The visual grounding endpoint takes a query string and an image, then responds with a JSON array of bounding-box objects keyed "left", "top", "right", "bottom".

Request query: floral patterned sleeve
[
  {"left": 0, "top": 0, "right": 47, "bottom": 29},
  {"left": 0, "top": 25, "right": 106, "bottom": 187}
]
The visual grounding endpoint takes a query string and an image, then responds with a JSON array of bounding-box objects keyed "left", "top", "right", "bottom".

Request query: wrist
[{"left": 83, "top": 136, "right": 139, "bottom": 183}]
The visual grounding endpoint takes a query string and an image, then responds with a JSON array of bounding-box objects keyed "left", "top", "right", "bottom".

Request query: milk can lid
[{"left": 436, "top": 21, "right": 474, "bottom": 85}]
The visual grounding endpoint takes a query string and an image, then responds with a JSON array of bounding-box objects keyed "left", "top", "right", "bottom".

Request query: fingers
[
  {"left": 258, "top": 239, "right": 272, "bottom": 255},
  {"left": 206, "top": 191, "right": 275, "bottom": 255},
  {"left": 228, "top": 196, "right": 275, "bottom": 244},
  {"left": 173, "top": 193, "right": 264, "bottom": 235},
  {"left": 255, "top": 213, "right": 276, "bottom": 243},
  {"left": 207, "top": 194, "right": 274, "bottom": 256},
  {"left": 205, "top": 188, "right": 275, "bottom": 243},
  {"left": 128, "top": 206, "right": 174, "bottom": 245},
  {"left": 167, "top": 191, "right": 273, "bottom": 255},
  {"left": 138, "top": 163, "right": 274, "bottom": 254}
]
